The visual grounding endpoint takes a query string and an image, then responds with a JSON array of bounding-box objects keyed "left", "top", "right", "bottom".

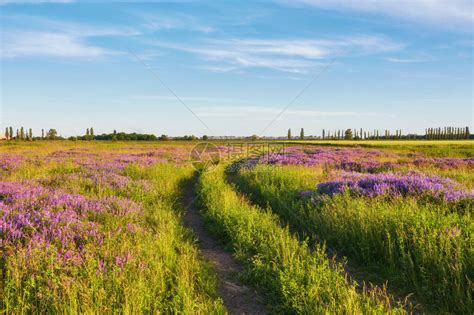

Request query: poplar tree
[
  {"left": 20, "top": 127, "right": 24, "bottom": 140},
  {"left": 5, "top": 128, "right": 9, "bottom": 140},
  {"left": 344, "top": 129, "right": 353, "bottom": 140},
  {"left": 287, "top": 128, "right": 292, "bottom": 140},
  {"left": 466, "top": 127, "right": 470, "bottom": 139},
  {"left": 322, "top": 129, "right": 325, "bottom": 140},
  {"left": 9, "top": 127, "right": 13, "bottom": 140},
  {"left": 42, "top": 129, "right": 44, "bottom": 139},
  {"left": 90, "top": 127, "right": 94, "bottom": 139},
  {"left": 29, "top": 128, "right": 33, "bottom": 141},
  {"left": 300, "top": 128, "right": 304, "bottom": 140}
]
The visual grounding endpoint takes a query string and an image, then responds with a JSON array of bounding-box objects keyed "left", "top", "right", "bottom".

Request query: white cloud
[
  {"left": 2, "top": 14, "right": 141, "bottom": 37},
  {"left": 386, "top": 53, "right": 436, "bottom": 63},
  {"left": 0, "top": 15, "right": 137, "bottom": 58},
  {"left": 285, "top": 0, "right": 473, "bottom": 29},
  {"left": 1, "top": 31, "right": 108, "bottom": 58},
  {"left": 153, "top": 35, "right": 402, "bottom": 73}
]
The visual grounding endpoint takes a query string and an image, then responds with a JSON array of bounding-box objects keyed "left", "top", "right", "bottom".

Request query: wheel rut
[{"left": 181, "top": 179, "right": 267, "bottom": 315}]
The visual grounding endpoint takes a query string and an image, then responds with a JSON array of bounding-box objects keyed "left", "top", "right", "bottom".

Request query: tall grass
[
  {"left": 197, "top": 165, "right": 405, "bottom": 314},
  {"left": 232, "top": 164, "right": 473, "bottom": 314},
  {"left": 1, "top": 156, "right": 225, "bottom": 313}
]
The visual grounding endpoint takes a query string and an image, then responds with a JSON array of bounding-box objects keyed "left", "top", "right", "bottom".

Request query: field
[{"left": 0, "top": 140, "right": 472, "bottom": 314}]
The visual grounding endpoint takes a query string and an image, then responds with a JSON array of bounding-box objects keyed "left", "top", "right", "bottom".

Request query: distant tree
[
  {"left": 41, "top": 129, "right": 45, "bottom": 139},
  {"left": 287, "top": 128, "right": 292, "bottom": 140},
  {"left": 300, "top": 128, "right": 304, "bottom": 140},
  {"left": 20, "top": 127, "right": 25, "bottom": 140},
  {"left": 5, "top": 128, "right": 9, "bottom": 140},
  {"left": 466, "top": 126, "right": 470, "bottom": 139},
  {"left": 202, "top": 135, "right": 209, "bottom": 141},
  {"left": 250, "top": 134, "right": 258, "bottom": 141},
  {"left": 86, "top": 128, "right": 90, "bottom": 139},
  {"left": 344, "top": 128, "right": 353, "bottom": 140},
  {"left": 9, "top": 127, "right": 13, "bottom": 140},
  {"left": 90, "top": 127, "right": 94, "bottom": 139},
  {"left": 47, "top": 129, "right": 58, "bottom": 140},
  {"left": 322, "top": 129, "right": 325, "bottom": 140},
  {"left": 28, "top": 128, "right": 32, "bottom": 141},
  {"left": 159, "top": 134, "right": 169, "bottom": 141},
  {"left": 16, "top": 129, "right": 19, "bottom": 140}
]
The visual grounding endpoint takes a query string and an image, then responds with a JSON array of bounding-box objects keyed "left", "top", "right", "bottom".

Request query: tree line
[
  {"left": 286, "top": 126, "right": 471, "bottom": 140},
  {"left": 3, "top": 126, "right": 472, "bottom": 141},
  {"left": 4, "top": 126, "right": 57, "bottom": 140},
  {"left": 425, "top": 127, "right": 470, "bottom": 140},
  {"left": 2, "top": 127, "right": 200, "bottom": 141}
]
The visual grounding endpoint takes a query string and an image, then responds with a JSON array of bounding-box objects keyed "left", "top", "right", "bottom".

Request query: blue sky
[{"left": 0, "top": 0, "right": 472, "bottom": 137}]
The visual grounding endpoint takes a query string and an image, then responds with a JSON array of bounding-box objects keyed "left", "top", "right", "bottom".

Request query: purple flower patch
[{"left": 315, "top": 172, "right": 474, "bottom": 202}]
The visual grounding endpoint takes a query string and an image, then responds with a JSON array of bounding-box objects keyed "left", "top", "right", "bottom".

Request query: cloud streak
[
  {"left": 0, "top": 15, "right": 138, "bottom": 58},
  {"left": 153, "top": 35, "right": 402, "bottom": 73},
  {"left": 285, "top": 0, "right": 473, "bottom": 29},
  {"left": 0, "top": 31, "right": 109, "bottom": 58}
]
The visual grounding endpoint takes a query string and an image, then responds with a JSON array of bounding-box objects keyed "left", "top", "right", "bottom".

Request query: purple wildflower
[{"left": 315, "top": 172, "right": 474, "bottom": 202}]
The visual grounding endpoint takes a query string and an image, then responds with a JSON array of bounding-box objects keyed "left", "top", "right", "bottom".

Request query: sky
[{"left": 0, "top": 0, "right": 473, "bottom": 137}]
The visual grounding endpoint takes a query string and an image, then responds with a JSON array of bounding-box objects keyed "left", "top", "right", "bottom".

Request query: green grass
[
  {"left": 2, "top": 140, "right": 472, "bottom": 313},
  {"left": 231, "top": 164, "right": 473, "bottom": 314},
  {"left": 197, "top": 165, "right": 406, "bottom": 314},
  {"left": 1, "top": 158, "right": 225, "bottom": 313}
]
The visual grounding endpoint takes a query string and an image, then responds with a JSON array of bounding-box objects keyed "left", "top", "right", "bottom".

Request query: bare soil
[{"left": 181, "top": 180, "right": 267, "bottom": 315}]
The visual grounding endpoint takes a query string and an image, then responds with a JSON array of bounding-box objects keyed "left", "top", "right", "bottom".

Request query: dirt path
[{"left": 181, "top": 179, "right": 267, "bottom": 315}]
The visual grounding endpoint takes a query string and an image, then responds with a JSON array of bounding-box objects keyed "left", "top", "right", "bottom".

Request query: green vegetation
[
  {"left": 0, "top": 147, "right": 224, "bottom": 313},
  {"left": 230, "top": 163, "right": 473, "bottom": 314},
  {"left": 1, "top": 140, "right": 473, "bottom": 313},
  {"left": 197, "top": 165, "right": 405, "bottom": 314}
]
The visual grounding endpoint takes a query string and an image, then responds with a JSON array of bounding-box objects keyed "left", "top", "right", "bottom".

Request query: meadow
[{"left": 0, "top": 140, "right": 472, "bottom": 314}]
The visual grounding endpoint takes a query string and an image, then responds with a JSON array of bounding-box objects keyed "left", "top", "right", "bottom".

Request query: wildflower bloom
[
  {"left": 0, "top": 181, "right": 142, "bottom": 265},
  {"left": 315, "top": 172, "right": 474, "bottom": 201},
  {"left": 259, "top": 146, "right": 396, "bottom": 172}
]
